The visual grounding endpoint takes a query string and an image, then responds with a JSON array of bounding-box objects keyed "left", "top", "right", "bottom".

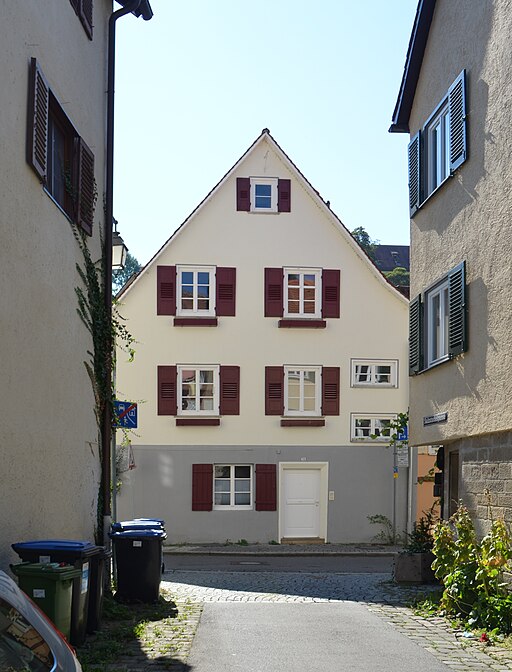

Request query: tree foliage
[
  {"left": 112, "top": 252, "right": 142, "bottom": 294},
  {"left": 351, "top": 226, "right": 378, "bottom": 261},
  {"left": 384, "top": 266, "right": 410, "bottom": 287}
]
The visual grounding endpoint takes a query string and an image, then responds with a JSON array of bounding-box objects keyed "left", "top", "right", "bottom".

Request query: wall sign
[{"left": 423, "top": 412, "right": 448, "bottom": 426}]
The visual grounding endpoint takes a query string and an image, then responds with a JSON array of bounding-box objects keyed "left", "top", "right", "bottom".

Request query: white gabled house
[{"left": 116, "top": 129, "right": 410, "bottom": 544}]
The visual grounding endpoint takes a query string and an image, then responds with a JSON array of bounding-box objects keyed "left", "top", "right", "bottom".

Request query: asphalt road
[
  {"left": 164, "top": 553, "right": 394, "bottom": 573},
  {"left": 187, "top": 602, "right": 451, "bottom": 672}
]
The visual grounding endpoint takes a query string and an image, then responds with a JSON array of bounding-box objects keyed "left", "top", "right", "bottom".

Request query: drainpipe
[{"left": 103, "top": 0, "right": 152, "bottom": 546}]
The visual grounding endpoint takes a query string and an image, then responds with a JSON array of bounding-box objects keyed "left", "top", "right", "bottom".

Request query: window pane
[
  {"left": 288, "top": 301, "right": 299, "bottom": 314},
  {"left": 197, "top": 285, "right": 210, "bottom": 298},
  {"left": 234, "top": 479, "right": 251, "bottom": 493},
  {"left": 201, "top": 370, "right": 213, "bottom": 384},
  {"left": 198, "top": 299, "right": 209, "bottom": 310},
  {"left": 288, "top": 274, "right": 300, "bottom": 286},
  {"left": 375, "top": 366, "right": 391, "bottom": 383},
  {"left": 200, "top": 398, "right": 214, "bottom": 411},
  {"left": 304, "top": 371, "right": 316, "bottom": 385},
  {"left": 200, "top": 384, "right": 213, "bottom": 397},
  {"left": 255, "top": 196, "right": 271, "bottom": 208},
  {"left": 181, "top": 298, "right": 193, "bottom": 310},
  {"left": 287, "top": 396, "right": 300, "bottom": 411},
  {"left": 355, "top": 419, "right": 371, "bottom": 437},
  {"left": 431, "top": 292, "right": 441, "bottom": 361},
  {"left": 303, "top": 301, "right": 315, "bottom": 314},
  {"left": 235, "top": 466, "right": 250, "bottom": 478},
  {"left": 197, "top": 272, "right": 210, "bottom": 285},
  {"left": 182, "top": 398, "right": 196, "bottom": 411},
  {"left": 304, "top": 288, "right": 315, "bottom": 301},
  {"left": 376, "top": 419, "right": 391, "bottom": 437},
  {"left": 303, "top": 397, "right": 316, "bottom": 412},
  {"left": 214, "top": 479, "right": 230, "bottom": 492},
  {"left": 304, "top": 274, "right": 315, "bottom": 286},
  {"left": 255, "top": 184, "right": 271, "bottom": 197},
  {"left": 288, "top": 287, "right": 299, "bottom": 301},
  {"left": 215, "top": 493, "right": 231, "bottom": 505},
  {"left": 355, "top": 365, "right": 370, "bottom": 383},
  {"left": 181, "top": 272, "right": 193, "bottom": 285},
  {"left": 234, "top": 493, "right": 250, "bottom": 505},
  {"left": 215, "top": 466, "right": 231, "bottom": 478}
]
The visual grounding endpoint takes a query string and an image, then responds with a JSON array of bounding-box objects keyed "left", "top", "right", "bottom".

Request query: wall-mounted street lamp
[{"left": 112, "top": 221, "right": 128, "bottom": 270}]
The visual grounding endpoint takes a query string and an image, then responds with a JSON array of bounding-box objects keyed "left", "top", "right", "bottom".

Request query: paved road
[
  {"left": 165, "top": 553, "right": 394, "bottom": 574},
  {"left": 162, "top": 562, "right": 512, "bottom": 671}
]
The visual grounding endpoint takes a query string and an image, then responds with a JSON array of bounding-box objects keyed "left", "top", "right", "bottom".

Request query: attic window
[{"left": 251, "top": 178, "right": 278, "bottom": 213}]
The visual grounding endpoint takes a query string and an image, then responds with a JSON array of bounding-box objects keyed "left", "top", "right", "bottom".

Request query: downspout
[{"left": 103, "top": 0, "right": 145, "bottom": 546}]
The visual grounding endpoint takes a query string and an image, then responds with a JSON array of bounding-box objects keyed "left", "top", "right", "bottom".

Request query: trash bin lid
[
  {"left": 12, "top": 539, "right": 98, "bottom": 557},
  {"left": 11, "top": 562, "right": 81, "bottom": 581},
  {"left": 111, "top": 518, "right": 165, "bottom": 532},
  {"left": 109, "top": 528, "right": 167, "bottom": 539}
]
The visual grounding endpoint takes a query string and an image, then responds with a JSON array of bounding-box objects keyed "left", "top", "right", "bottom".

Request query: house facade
[
  {"left": 0, "top": 1, "right": 111, "bottom": 570},
  {"left": 391, "top": 0, "right": 511, "bottom": 532},
  {"left": 116, "top": 130, "right": 410, "bottom": 544}
]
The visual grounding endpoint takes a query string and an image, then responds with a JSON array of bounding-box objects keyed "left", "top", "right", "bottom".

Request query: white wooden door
[{"left": 282, "top": 468, "right": 321, "bottom": 538}]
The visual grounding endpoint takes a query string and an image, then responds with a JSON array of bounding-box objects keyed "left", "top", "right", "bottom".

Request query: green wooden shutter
[
  {"left": 448, "top": 70, "right": 467, "bottom": 173},
  {"left": 409, "top": 293, "right": 423, "bottom": 375},
  {"left": 448, "top": 261, "right": 467, "bottom": 357},
  {"left": 408, "top": 131, "right": 421, "bottom": 216}
]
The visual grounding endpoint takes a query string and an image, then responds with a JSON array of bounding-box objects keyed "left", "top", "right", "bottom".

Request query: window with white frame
[
  {"left": 284, "top": 268, "right": 321, "bottom": 318},
  {"left": 350, "top": 414, "right": 396, "bottom": 442},
  {"left": 426, "top": 278, "right": 450, "bottom": 367},
  {"left": 426, "top": 103, "right": 450, "bottom": 196},
  {"left": 177, "top": 266, "right": 215, "bottom": 316},
  {"left": 285, "top": 366, "right": 321, "bottom": 416},
  {"left": 351, "top": 360, "right": 398, "bottom": 387},
  {"left": 250, "top": 177, "right": 278, "bottom": 213},
  {"left": 214, "top": 465, "right": 252, "bottom": 509},
  {"left": 178, "top": 366, "right": 219, "bottom": 415}
]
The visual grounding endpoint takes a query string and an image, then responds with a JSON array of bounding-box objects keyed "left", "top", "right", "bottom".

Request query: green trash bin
[{"left": 11, "top": 562, "right": 80, "bottom": 641}]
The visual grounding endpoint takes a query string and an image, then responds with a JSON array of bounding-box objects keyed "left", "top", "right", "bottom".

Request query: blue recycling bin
[
  {"left": 11, "top": 539, "right": 101, "bottom": 644},
  {"left": 110, "top": 521, "right": 167, "bottom": 603}
]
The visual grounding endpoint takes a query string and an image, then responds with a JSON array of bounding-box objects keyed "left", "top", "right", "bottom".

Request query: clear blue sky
[{"left": 114, "top": 1, "right": 417, "bottom": 265}]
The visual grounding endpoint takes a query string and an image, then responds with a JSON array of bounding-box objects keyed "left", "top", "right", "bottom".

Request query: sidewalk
[{"left": 164, "top": 542, "right": 402, "bottom": 557}]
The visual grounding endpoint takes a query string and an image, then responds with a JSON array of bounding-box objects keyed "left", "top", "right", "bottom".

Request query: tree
[
  {"left": 351, "top": 226, "right": 378, "bottom": 261},
  {"left": 384, "top": 266, "right": 410, "bottom": 288},
  {"left": 112, "top": 252, "right": 142, "bottom": 294}
]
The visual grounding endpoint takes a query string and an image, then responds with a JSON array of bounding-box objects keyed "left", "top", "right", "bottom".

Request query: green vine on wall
[{"left": 73, "top": 224, "right": 136, "bottom": 541}]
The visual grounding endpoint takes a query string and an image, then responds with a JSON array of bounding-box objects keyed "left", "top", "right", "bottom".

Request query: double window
[
  {"left": 351, "top": 360, "right": 398, "bottom": 387},
  {"left": 178, "top": 366, "right": 219, "bottom": 415},
  {"left": 350, "top": 414, "right": 396, "bottom": 442},
  {"left": 214, "top": 465, "right": 252, "bottom": 509},
  {"left": 409, "top": 262, "right": 467, "bottom": 375},
  {"left": 177, "top": 266, "right": 215, "bottom": 317},
  {"left": 264, "top": 267, "right": 340, "bottom": 324},
  {"left": 284, "top": 366, "right": 321, "bottom": 416},
  {"left": 27, "top": 59, "right": 95, "bottom": 235},
  {"left": 408, "top": 70, "right": 467, "bottom": 215}
]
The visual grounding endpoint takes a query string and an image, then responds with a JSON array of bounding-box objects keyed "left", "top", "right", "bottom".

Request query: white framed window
[
  {"left": 284, "top": 268, "right": 321, "bottom": 318},
  {"left": 351, "top": 360, "right": 398, "bottom": 388},
  {"left": 350, "top": 414, "right": 396, "bottom": 442},
  {"left": 285, "top": 366, "right": 321, "bottom": 416},
  {"left": 426, "top": 278, "right": 450, "bottom": 367},
  {"left": 177, "top": 266, "right": 215, "bottom": 316},
  {"left": 250, "top": 177, "right": 278, "bottom": 213},
  {"left": 178, "top": 365, "right": 219, "bottom": 415},
  {"left": 214, "top": 464, "right": 253, "bottom": 510},
  {"left": 426, "top": 102, "right": 450, "bottom": 196}
]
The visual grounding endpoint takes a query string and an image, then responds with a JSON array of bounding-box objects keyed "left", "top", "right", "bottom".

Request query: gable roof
[
  {"left": 118, "top": 129, "right": 407, "bottom": 304},
  {"left": 389, "top": 0, "right": 436, "bottom": 134}
]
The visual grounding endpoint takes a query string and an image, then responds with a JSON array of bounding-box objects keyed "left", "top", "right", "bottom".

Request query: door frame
[{"left": 278, "top": 462, "right": 329, "bottom": 543}]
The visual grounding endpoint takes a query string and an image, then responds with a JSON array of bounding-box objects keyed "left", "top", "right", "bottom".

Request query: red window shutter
[
  {"left": 236, "top": 177, "right": 250, "bottom": 211},
  {"left": 76, "top": 137, "right": 95, "bottom": 235},
  {"left": 255, "top": 464, "right": 277, "bottom": 511},
  {"left": 264, "top": 268, "right": 283, "bottom": 317},
  {"left": 322, "top": 269, "right": 340, "bottom": 318},
  {"left": 79, "top": 0, "right": 93, "bottom": 39},
  {"left": 27, "top": 58, "right": 49, "bottom": 183},
  {"left": 278, "top": 179, "right": 291, "bottom": 212},
  {"left": 157, "top": 266, "right": 176, "bottom": 315},
  {"left": 220, "top": 366, "right": 240, "bottom": 415},
  {"left": 216, "top": 267, "right": 236, "bottom": 316},
  {"left": 322, "top": 367, "right": 340, "bottom": 416},
  {"left": 265, "top": 366, "right": 284, "bottom": 415},
  {"left": 157, "top": 365, "right": 177, "bottom": 415},
  {"left": 192, "top": 464, "right": 213, "bottom": 511}
]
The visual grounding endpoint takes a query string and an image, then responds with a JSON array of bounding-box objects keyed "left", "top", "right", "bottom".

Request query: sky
[{"left": 114, "top": 1, "right": 417, "bottom": 266}]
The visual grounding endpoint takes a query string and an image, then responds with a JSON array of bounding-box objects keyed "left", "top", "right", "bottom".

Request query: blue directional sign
[
  {"left": 114, "top": 401, "right": 138, "bottom": 429},
  {"left": 397, "top": 425, "right": 408, "bottom": 441}
]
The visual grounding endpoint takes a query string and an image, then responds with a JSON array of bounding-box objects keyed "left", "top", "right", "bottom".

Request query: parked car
[{"left": 0, "top": 570, "right": 82, "bottom": 671}]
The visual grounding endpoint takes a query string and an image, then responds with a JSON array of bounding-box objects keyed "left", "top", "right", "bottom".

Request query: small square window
[
  {"left": 214, "top": 464, "right": 253, "bottom": 510},
  {"left": 350, "top": 414, "right": 396, "bottom": 442},
  {"left": 351, "top": 360, "right": 398, "bottom": 387},
  {"left": 250, "top": 177, "right": 278, "bottom": 213}
]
